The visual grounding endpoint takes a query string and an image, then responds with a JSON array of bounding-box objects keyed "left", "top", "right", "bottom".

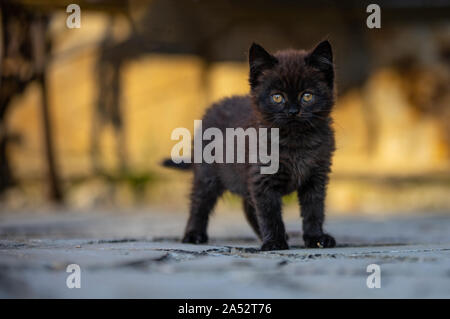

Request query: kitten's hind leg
[
  {"left": 182, "top": 169, "right": 224, "bottom": 244},
  {"left": 243, "top": 198, "right": 262, "bottom": 240}
]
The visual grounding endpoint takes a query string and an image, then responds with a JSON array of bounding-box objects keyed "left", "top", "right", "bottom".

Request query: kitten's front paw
[
  {"left": 182, "top": 231, "right": 208, "bottom": 244},
  {"left": 303, "top": 233, "right": 336, "bottom": 248},
  {"left": 261, "top": 240, "right": 289, "bottom": 251}
]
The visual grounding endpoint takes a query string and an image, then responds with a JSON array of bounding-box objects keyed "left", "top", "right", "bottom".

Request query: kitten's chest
[{"left": 278, "top": 147, "right": 317, "bottom": 191}]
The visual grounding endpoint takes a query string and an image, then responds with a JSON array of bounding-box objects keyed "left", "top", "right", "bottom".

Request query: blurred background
[{"left": 1, "top": 0, "right": 449, "bottom": 216}]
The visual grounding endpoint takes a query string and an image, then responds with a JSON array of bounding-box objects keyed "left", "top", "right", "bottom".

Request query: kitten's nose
[{"left": 288, "top": 108, "right": 300, "bottom": 116}]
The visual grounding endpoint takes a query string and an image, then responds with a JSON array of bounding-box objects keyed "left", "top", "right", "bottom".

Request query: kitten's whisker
[{"left": 309, "top": 114, "right": 344, "bottom": 131}]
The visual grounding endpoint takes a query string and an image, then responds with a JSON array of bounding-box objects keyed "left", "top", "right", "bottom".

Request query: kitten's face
[{"left": 249, "top": 41, "right": 335, "bottom": 127}]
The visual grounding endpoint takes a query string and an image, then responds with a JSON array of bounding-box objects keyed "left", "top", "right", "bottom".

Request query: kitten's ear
[
  {"left": 309, "top": 40, "right": 333, "bottom": 64},
  {"left": 306, "top": 40, "right": 334, "bottom": 87},
  {"left": 249, "top": 43, "right": 277, "bottom": 89}
]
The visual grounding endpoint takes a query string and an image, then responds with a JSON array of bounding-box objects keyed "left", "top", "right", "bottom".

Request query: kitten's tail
[{"left": 161, "top": 158, "right": 193, "bottom": 170}]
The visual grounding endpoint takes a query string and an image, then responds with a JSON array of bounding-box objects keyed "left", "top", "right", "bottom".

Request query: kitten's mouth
[
  {"left": 280, "top": 113, "right": 303, "bottom": 121},
  {"left": 275, "top": 114, "right": 322, "bottom": 129}
]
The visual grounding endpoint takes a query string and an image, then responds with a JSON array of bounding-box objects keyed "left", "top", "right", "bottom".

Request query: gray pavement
[{"left": 0, "top": 210, "right": 449, "bottom": 298}]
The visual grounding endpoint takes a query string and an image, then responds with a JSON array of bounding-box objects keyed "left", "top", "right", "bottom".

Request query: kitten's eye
[
  {"left": 301, "top": 93, "right": 314, "bottom": 103},
  {"left": 271, "top": 94, "right": 284, "bottom": 104}
]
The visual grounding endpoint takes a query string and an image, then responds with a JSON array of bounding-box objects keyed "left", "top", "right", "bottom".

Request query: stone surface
[{"left": 0, "top": 211, "right": 449, "bottom": 298}]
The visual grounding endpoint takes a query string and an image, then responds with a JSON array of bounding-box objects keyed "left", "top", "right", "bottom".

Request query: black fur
[
  {"left": 162, "top": 159, "right": 193, "bottom": 170},
  {"left": 164, "top": 41, "right": 336, "bottom": 250}
]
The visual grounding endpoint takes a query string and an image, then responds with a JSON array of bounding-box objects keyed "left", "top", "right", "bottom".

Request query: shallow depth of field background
[{"left": 1, "top": 0, "right": 450, "bottom": 216}]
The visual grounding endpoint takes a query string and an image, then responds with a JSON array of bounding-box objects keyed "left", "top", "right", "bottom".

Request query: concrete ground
[{"left": 0, "top": 210, "right": 449, "bottom": 298}]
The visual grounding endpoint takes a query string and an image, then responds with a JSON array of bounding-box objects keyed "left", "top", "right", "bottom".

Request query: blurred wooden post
[{"left": 31, "top": 15, "right": 64, "bottom": 203}]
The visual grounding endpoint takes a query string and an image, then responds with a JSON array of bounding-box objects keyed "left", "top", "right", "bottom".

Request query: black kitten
[{"left": 163, "top": 41, "right": 336, "bottom": 251}]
